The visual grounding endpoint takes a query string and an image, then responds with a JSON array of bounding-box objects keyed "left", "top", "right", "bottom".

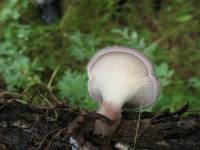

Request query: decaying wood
[{"left": 0, "top": 99, "right": 200, "bottom": 150}]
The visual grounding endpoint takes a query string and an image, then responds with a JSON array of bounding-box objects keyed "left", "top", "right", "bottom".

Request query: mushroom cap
[{"left": 87, "top": 46, "right": 159, "bottom": 109}]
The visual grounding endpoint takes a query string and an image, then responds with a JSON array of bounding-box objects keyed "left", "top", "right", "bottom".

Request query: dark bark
[{"left": 0, "top": 100, "right": 200, "bottom": 150}]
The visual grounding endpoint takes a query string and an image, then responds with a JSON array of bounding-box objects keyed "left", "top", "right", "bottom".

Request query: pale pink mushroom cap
[{"left": 87, "top": 46, "right": 159, "bottom": 109}]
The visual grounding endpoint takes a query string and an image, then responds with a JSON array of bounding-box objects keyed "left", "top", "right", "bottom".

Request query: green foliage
[
  {"left": 0, "top": 56, "right": 42, "bottom": 91},
  {"left": 155, "top": 63, "right": 174, "bottom": 87},
  {"left": 0, "top": 0, "right": 20, "bottom": 21},
  {"left": 0, "top": 0, "right": 199, "bottom": 112},
  {"left": 68, "top": 31, "right": 101, "bottom": 62},
  {"left": 0, "top": 28, "right": 43, "bottom": 92},
  {"left": 0, "top": 0, "right": 43, "bottom": 92},
  {"left": 111, "top": 28, "right": 146, "bottom": 49},
  {"left": 189, "top": 78, "right": 200, "bottom": 91},
  {"left": 57, "top": 70, "right": 97, "bottom": 109},
  {"left": 0, "top": 0, "right": 28, "bottom": 21}
]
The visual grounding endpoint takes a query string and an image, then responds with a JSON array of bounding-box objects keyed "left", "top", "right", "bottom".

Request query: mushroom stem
[
  {"left": 94, "top": 101, "right": 121, "bottom": 136},
  {"left": 98, "top": 101, "right": 121, "bottom": 122}
]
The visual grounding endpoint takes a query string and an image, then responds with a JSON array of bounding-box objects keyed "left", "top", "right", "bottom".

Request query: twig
[
  {"left": 44, "top": 130, "right": 62, "bottom": 150},
  {"left": 39, "top": 93, "right": 54, "bottom": 108},
  {"left": 46, "top": 62, "right": 64, "bottom": 106},
  {"left": 45, "top": 86, "right": 63, "bottom": 106},
  {"left": 37, "top": 129, "right": 60, "bottom": 150},
  {"left": 133, "top": 99, "right": 144, "bottom": 150},
  {"left": 187, "top": 108, "right": 200, "bottom": 112},
  {"left": 0, "top": 99, "right": 28, "bottom": 110},
  {"left": 0, "top": 91, "right": 24, "bottom": 98},
  {"left": 144, "top": 22, "right": 190, "bottom": 53},
  {"left": 47, "top": 62, "right": 63, "bottom": 89},
  {"left": 38, "top": 93, "right": 58, "bottom": 121}
]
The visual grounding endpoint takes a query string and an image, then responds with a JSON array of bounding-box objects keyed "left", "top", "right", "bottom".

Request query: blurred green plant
[
  {"left": 57, "top": 70, "right": 97, "bottom": 109},
  {"left": 0, "top": 0, "right": 28, "bottom": 21},
  {"left": 111, "top": 28, "right": 146, "bottom": 49},
  {"left": 0, "top": 56, "right": 42, "bottom": 91},
  {"left": 0, "top": 0, "right": 199, "bottom": 112},
  {"left": 155, "top": 63, "right": 174, "bottom": 87},
  {"left": 189, "top": 78, "right": 200, "bottom": 91},
  {"left": 68, "top": 31, "right": 101, "bottom": 62},
  {"left": 0, "top": 0, "right": 43, "bottom": 92}
]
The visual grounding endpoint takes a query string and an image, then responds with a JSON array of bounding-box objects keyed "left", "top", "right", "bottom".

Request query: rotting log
[{"left": 0, "top": 100, "right": 200, "bottom": 150}]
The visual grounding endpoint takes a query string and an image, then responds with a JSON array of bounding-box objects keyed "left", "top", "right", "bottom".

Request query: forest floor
[{"left": 0, "top": 94, "right": 200, "bottom": 150}]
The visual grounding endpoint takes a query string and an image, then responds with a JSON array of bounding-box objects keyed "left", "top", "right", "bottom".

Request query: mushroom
[{"left": 87, "top": 46, "right": 159, "bottom": 136}]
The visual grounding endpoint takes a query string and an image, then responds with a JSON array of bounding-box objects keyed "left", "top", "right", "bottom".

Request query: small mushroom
[{"left": 87, "top": 46, "right": 159, "bottom": 136}]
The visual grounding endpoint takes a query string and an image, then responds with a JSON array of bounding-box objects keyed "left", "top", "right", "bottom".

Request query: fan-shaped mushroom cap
[{"left": 87, "top": 46, "right": 159, "bottom": 109}]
